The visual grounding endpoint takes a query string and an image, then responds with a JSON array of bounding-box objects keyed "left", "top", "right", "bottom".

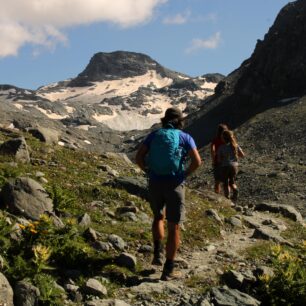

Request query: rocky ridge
[{"left": 0, "top": 51, "right": 222, "bottom": 134}]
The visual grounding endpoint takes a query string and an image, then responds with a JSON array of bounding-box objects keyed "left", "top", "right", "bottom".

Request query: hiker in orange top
[
  {"left": 210, "top": 124, "right": 229, "bottom": 193},
  {"left": 217, "top": 130, "right": 245, "bottom": 202},
  {"left": 135, "top": 107, "right": 201, "bottom": 281}
]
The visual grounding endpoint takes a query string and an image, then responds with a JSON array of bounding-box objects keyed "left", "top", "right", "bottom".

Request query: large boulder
[
  {"left": 0, "top": 177, "right": 53, "bottom": 220},
  {"left": 210, "top": 287, "right": 260, "bottom": 306},
  {"left": 0, "top": 272, "right": 14, "bottom": 306},
  {"left": 27, "top": 127, "right": 60, "bottom": 144},
  {"left": 108, "top": 176, "right": 148, "bottom": 200},
  {"left": 14, "top": 280, "right": 40, "bottom": 306},
  {"left": 0, "top": 137, "right": 30, "bottom": 163}
]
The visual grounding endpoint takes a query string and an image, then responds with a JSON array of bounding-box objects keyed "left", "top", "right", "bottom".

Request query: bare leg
[
  {"left": 214, "top": 181, "right": 221, "bottom": 194},
  {"left": 230, "top": 183, "right": 238, "bottom": 201},
  {"left": 166, "top": 222, "right": 180, "bottom": 260},
  {"left": 223, "top": 180, "right": 230, "bottom": 199},
  {"left": 152, "top": 216, "right": 165, "bottom": 241}
]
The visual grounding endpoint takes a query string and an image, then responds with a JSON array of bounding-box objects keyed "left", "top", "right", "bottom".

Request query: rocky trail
[{"left": 112, "top": 192, "right": 304, "bottom": 306}]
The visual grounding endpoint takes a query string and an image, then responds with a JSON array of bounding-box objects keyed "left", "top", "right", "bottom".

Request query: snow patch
[
  {"left": 34, "top": 106, "right": 68, "bottom": 119},
  {"left": 37, "top": 70, "right": 173, "bottom": 103},
  {"left": 13, "top": 103, "right": 23, "bottom": 110}
]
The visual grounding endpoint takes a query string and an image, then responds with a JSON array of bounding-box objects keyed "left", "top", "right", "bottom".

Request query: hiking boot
[
  {"left": 160, "top": 267, "right": 182, "bottom": 281},
  {"left": 231, "top": 189, "right": 239, "bottom": 202},
  {"left": 151, "top": 254, "right": 163, "bottom": 266}
]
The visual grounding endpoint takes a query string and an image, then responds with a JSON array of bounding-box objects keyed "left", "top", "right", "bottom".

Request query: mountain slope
[
  {"left": 185, "top": 0, "right": 306, "bottom": 217},
  {"left": 0, "top": 51, "right": 221, "bottom": 132},
  {"left": 186, "top": 0, "right": 306, "bottom": 148}
]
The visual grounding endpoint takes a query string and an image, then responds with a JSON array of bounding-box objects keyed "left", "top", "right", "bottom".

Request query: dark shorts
[
  {"left": 148, "top": 180, "right": 185, "bottom": 224},
  {"left": 220, "top": 165, "right": 238, "bottom": 185},
  {"left": 213, "top": 164, "right": 223, "bottom": 182}
]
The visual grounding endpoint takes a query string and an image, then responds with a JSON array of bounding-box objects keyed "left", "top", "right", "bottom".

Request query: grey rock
[
  {"left": 0, "top": 137, "right": 30, "bottom": 163},
  {"left": 210, "top": 286, "right": 260, "bottom": 306},
  {"left": 221, "top": 270, "right": 244, "bottom": 289},
  {"left": 131, "top": 281, "right": 181, "bottom": 295},
  {"left": 108, "top": 234, "right": 126, "bottom": 250},
  {"left": 116, "top": 252, "right": 137, "bottom": 270},
  {"left": 28, "top": 127, "right": 60, "bottom": 144},
  {"left": 137, "top": 212, "right": 151, "bottom": 223},
  {"left": 0, "top": 272, "right": 14, "bottom": 306},
  {"left": 64, "top": 284, "right": 79, "bottom": 292},
  {"left": 205, "top": 209, "right": 223, "bottom": 224},
  {"left": 116, "top": 206, "right": 138, "bottom": 214},
  {"left": 85, "top": 299, "right": 131, "bottom": 306},
  {"left": 45, "top": 211, "right": 65, "bottom": 228},
  {"left": 84, "top": 278, "right": 107, "bottom": 297},
  {"left": 94, "top": 241, "right": 110, "bottom": 252},
  {"left": 119, "top": 212, "right": 138, "bottom": 221},
  {"left": 138, "top": 245, "right": 152, "bottom": 253},
  {"left": 109, "top": 176, "right": 148, "bottom": 200},
  {"left": 14, "top": 280, "right": 40, "bottom": 306},
  {"left": 98, "top": 165, "right": 119, "bottom": 177},
  {"left": 0, "top": 177, "right": 53, "bottom": 220},
  {"left": 34, "top": 171, "right": 45, "bottom": 178},
  {"left": 84, "top": 227, "right": 98, "bottom": 242},
  {"left": 78, "top": 213, "right": 92, "bottom": 227},
  {"left": 251, "top": 227, "right": 289, "bottom": 245},
  {"left": 226, "top": 216, "right": 243, "bottom": 228},
  {"left": 255, "top": 202, "right": 303, "bottom": 223}
]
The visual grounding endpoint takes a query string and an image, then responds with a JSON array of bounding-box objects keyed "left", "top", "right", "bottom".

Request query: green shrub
[
  {"left": 47, "top": 184, "right": 78, "bottom": 214},
  {"left": 33, "top": 273, "right": 64, "bottom": 305},
  {"left": 257, "top": 243, "right": 306, "bottom": 305}
]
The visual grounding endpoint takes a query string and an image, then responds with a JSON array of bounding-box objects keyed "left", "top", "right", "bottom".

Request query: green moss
[
  {"left": 281, "top": 221, "right": 306, "bottom": 244},
  {"left": 243, "top": 241, "right": 274, "bottom": 263}
]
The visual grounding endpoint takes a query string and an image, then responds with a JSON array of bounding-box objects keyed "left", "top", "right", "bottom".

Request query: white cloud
[
  {"left": 185, "top": 32, "right": 221, "bottom": 54},
  {"left": 0, "top": 0, "right": 167, "bottom": 57},
  {"left": 163, "top": 10, "right": 191, "bottom": 25}
]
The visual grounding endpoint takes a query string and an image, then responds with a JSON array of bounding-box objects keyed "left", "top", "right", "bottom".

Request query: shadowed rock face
[
  {"left": 186, "top": 0, "right": 306, "bottom": 148},
  {"left": 234, "top": 0, "right": 306, "bottom": 101},
  {"left": 68, "top": 51, "right": 185, "bottom": 86}
]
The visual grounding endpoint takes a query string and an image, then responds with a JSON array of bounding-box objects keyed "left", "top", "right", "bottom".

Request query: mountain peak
[{"left": 68, "top": 51, "right": 184, "bottom": 87}]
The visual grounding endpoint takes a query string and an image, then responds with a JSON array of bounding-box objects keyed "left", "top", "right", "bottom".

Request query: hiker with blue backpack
[{"left": 136, "top": 107, "right": 201, "bottom": 281}]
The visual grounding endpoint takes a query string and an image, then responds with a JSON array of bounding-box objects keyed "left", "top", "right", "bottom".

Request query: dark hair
[
  {"left": 216, "top": 123, "right": 229, "bottom": 138},
  {"left": 161, "top": 107, "right": 184, "bottom": 129}
]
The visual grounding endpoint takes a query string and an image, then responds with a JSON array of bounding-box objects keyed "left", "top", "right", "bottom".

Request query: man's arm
[
  {"left": 185, "top": 148, "right": 202, "bottom": 177},
  {"left": 135, "top": 144, "right": 149, "bottom": 172}
]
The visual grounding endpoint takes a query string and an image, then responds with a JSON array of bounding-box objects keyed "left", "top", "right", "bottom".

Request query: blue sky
[{"left": 0, "top": 0, "right": 292, "bottom": 90}]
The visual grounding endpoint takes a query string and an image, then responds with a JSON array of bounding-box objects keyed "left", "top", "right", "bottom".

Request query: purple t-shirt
[{"left": 143, "top": 128, "right": 197, "bottom": 181}]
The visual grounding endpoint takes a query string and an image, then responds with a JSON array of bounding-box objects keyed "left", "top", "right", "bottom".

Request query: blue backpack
[{"left": 147, "top": 128, "right": 185, "bottom": 176}]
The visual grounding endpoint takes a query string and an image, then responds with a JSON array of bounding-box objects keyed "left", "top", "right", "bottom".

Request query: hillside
[
  {"left": 184, "top": 0, "right": 306, "bottom": 217},
  {"left": 0, "top": 128, "right": 304, "bottom": 305}
]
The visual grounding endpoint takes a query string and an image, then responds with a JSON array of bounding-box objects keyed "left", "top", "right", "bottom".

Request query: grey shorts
[
  {"left": 220, "top": 165, "right": 238, "bottom": 185},
  {"left": 148, "top": 180, "right": 185, "bottom": 224}
]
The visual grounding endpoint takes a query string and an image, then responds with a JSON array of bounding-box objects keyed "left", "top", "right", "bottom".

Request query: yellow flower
[
  {"left": 259, "top": 273, "right": 271, "bottom": 283},
  {"left": 18, "top": 224, "right": 26, "bottom": 230},
  {"left": 278, "top": 251, "right": 293, "bottom": 262},
  {"left": 30, "top": 229, "right": 38, "bottom": 234},
  {"left": 39, "top": 214, "right": 51, "bottom": 224},
  {"left": 271, "top": 244, "right": 282, "bottom": 256},
  {"left": 66, "top": 218, "right": 77, "bottom": 226},
  {"left": 33, "top": 244, "right": 51, "bottom": 262}
]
